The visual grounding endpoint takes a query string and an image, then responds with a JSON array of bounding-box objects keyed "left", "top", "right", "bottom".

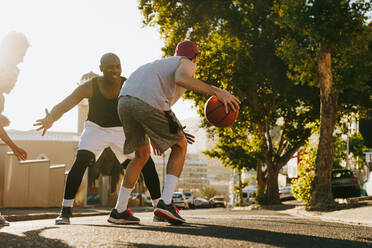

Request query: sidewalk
[
  {"left": 283, "top": 205, "right": 372, "bottom": 226},
  {"left": 234, "top": 196, "right": 372, "bottom": 227},
  {"left": 1, "top": 206, "right": 153, "bottom": 222},
  {"left": 280, "top": 196, "right": 372, "bottom": 227}
]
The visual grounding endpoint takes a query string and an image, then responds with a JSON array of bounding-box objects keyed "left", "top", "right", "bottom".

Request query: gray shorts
[{"left": 118, "top": 95, "right": 185, "bottom": 154}]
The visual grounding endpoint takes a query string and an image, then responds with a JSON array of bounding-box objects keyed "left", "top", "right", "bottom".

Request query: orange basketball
[{"left": 204, "top": 96, "right": 239, "bottom": 128}]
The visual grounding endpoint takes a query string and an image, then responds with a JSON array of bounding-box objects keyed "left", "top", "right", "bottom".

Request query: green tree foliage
[
  {"left": 334, "top": 132, "right": 368, "bottom": 169},
  {"left": 333, "top": 133, "right": 347, "bottom": 169},
  {"left": 273, "top": 0, "right": 371, "bottom": 209},
  {"left": 139, "top": 0, "right": 319, "bottom": 204},
  {"left": 200, "top": 186, "right": 217, "bottom": 200},
  {"left": 234, "top": 177, "right": 254, "bottom": 206},
  {"left": 291, "top": 143, "right": 317, "bottom": 204},
  {"left": 349, "top": 133, "right": 368, "bottom": 164}
]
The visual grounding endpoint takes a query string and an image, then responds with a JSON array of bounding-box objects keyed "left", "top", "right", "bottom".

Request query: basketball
[{"left": 204, "top": 96, "right": 239, "bottom": 128}]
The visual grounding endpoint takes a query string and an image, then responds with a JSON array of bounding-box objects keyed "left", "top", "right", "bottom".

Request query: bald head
[
  {"left": 100, "top": 53, "right": 120, "bottom": 66},
  {"left": 99, "top": 53, "right": 122, "bottom": 83}
]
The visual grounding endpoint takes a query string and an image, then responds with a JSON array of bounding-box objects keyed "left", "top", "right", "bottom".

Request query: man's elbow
[
  {"left": 0, "top": 116, "right": 10, "bottom": 127},
  {"left": 175, "top": 78, "right": 185, "bottom": 87},
  {"left": 175, "top": 74, "right": 189, "bottom": 87}
]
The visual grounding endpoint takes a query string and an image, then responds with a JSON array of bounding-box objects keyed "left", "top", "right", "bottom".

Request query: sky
[{"left": 0, "top": 0, "right": 198, "bottom": 132}]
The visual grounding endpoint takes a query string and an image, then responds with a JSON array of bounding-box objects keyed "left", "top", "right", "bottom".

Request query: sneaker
[
  {"left": 154, "top": 200, "right": 185, "bottom": 224},
  {"left": 107, "top": 209, "right": 140, "bottom": 224},
  {"left": 0, "top": 215, "right": 9, "bottom": 226},
  {"left": 55, "top": 207, "right": 72, "bottom": 225}
]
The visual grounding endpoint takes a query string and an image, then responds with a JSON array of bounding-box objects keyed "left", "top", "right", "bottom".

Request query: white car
[
  {"left": 183, "top": 192, "right": 195, "bottom": 209},
  {"left": 172, "top": 192, "right": 189, "bottom": 209},
  {"left": 279, "top": 186, "right": 294, "bottom": 201},
  {"left": 194, "top": 197, "right": 210, "bottom": 208}
]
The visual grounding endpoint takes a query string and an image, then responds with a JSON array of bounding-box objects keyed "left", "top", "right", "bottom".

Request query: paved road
[{"left": 1, "top": 208, "right": 371, "bottom": 248}]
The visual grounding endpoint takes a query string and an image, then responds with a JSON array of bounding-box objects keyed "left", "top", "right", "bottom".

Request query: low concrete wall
[
  {"left": 0, "top": 143, "right": 10, "bottom": 206},
  {"left": 48, "top": 164, "right": 65, "bottom": 207},
  {"left": 2, "top": 152, "right": 66, "bottom": 207}
]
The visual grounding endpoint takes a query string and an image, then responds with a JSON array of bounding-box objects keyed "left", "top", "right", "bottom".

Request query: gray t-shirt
[{"left": 120, "top": 56, "right": 186, "bottom": 111}]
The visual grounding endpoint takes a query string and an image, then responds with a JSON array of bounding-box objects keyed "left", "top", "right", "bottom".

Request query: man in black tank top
[{"left": 34, "top": 53, "right": 161, "bottom": 225}]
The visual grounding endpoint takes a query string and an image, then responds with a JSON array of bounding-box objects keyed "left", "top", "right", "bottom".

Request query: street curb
[
  {"left": 280, "top": 206, "right": 372, "bottom": 227},
  {"left": 4, "top": 211, "right": 111, "bottom": 222},
  {"left": 3, "top": 206, "right": 153, "bottom": 222}
]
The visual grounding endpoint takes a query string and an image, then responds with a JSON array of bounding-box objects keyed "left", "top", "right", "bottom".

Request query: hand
[
  {"left": 33, "top": 109, "right": 54, "bottom": 136},
  {"left": 183, "top": 126, "right": 195, "bottom": 144},
  {"left": 11, "top": 146, "right": 27, "bottom": 161},
  {"left": 151, "top": 141, "right": 163, "bottom": 156},
  {"left": 215, "top": 89, "right": 241, "bottom": 113}
]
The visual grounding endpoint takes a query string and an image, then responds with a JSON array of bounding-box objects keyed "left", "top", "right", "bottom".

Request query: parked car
[
  {"left": 194, "top": 197, "right": 210, "bottom": 208},
  {"left": 129, "top": 193, "right": 151, "bottom": 206},
  {"left": 183, "top": 192, "right": 195, "bottom": 209},
  {"left": 144, "top": 195, "right": 152, "bottom": 206},
  {"left": 279, "top": 186, "right": 294, "bottom": 201},
  {"left": 172, "top": 192, "right": 189, "bottom": 209},
  {"left": 332, "top": 169, "right": 361, "bottom": 198},
  {"left": 209, "top": 196, "right": 226, "bottom": 208}
]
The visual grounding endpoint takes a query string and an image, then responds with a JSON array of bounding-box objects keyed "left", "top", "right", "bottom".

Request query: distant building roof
[{"left": 6, "top": 129, "right": 80, "bottom": 142}]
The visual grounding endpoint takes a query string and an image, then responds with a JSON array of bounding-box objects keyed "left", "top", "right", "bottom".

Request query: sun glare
[{"left": 0, "top": 0, "right": 198, "bottom": 132}]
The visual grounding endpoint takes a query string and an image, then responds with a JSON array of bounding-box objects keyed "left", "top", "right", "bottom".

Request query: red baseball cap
[{"left": 174, "top": 40, "right": 199, "bottom": 59}]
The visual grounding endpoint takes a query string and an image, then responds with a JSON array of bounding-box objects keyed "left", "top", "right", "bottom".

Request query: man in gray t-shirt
[{"left": 110, "top": 40, "right": 240, "bottom": 224}]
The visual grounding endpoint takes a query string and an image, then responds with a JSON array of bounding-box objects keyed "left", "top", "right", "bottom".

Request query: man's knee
[
  {"left": 135, "top": 145, "right": 150, "bottom": 163},
  {"left": 71, "top": 150, "right": 95, "bottom": 172},
  {"left": 172, "top": 138, "right": 187, "bottom": 152}
]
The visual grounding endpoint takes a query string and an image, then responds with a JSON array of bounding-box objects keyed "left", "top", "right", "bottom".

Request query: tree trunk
[
  {"left": 310, "top": 43, "right": 338, "bottom": 210},
  {"left": 266, "top": 165, "right": 281, "bottom": 204}
]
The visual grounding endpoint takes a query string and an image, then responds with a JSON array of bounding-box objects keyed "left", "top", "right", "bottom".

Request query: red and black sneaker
[
  {"left": 154, "top": 200, "right": 185, "bottom": 224},
  {"left": 107, "top": 208, "right": 140, "bottom": 224}
]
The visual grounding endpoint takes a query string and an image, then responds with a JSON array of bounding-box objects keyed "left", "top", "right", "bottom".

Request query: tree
[
  {"left": 139, "top": 0, "right": 319, "bottom": 204},
  {"left": 204, "top": 125, "right": 260, "bottom": 204},
  {"left": 200, "top": 186, "right": 217, "bottom": 200},
  {"left": 274, "top": 0, "right": 372, "bottom": 209}
]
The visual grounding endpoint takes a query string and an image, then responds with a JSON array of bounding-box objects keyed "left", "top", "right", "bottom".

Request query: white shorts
[{"left": 78, "top": 121, "right": 134, "bottom": 162}]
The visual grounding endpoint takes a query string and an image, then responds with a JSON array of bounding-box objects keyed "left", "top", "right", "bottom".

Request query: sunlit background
[{"left": 0, "top": 0, "right": 198, "bottom": 132}]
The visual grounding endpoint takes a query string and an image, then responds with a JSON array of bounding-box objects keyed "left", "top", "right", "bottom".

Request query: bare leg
[
  {"left": 161, "top": 138, "right": 187, "bottom": 204},
  {"left": 115, "top": 144, "right": 150, "bottom": 213},
  {"left": 166, "top": 138, "right": 187, "bottom": 176},
  {"left": 122, "top": 144, "right": 150, "bottom": 188}
]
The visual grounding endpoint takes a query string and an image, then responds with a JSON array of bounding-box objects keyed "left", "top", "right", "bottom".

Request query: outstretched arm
[
  {"left": 175, "top": 58, "right": 240, "bottom": 113},
  {"left": 33, "top": 81, "right": 92, "bottom": 136},
  {"left": 0, "top": 126, "right": 27, "bottom": 160},
  {"left": 0, "top": 114, "right": 10, "bottom": 127}
]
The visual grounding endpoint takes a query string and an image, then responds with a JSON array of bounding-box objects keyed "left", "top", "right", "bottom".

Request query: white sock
[
  {"left": 152, "top": 198, "right": 160, "bottom": 208},
  {"left": 161, "top": 174, "right": 179, "bottom": 204},
  {"left": 115, "top": 186, "right": 133, "bottom": 213},
  {"left": 62, "top": 199, "right": 74, "bottom": 207}
]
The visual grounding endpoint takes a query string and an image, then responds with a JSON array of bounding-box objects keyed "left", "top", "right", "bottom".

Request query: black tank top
[{"left": 87, "top": 77, "right": 125, "bottom": 127}]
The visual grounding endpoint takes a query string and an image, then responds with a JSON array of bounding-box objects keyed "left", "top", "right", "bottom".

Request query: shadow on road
[
  {"left": 85, "top": 222, "right": 372, "bottom": 248},
  {"left": 0, "top": 226, "right": 71, "bottom": 248},
  {"left": 126, "top": 243, "right": 188, "bottom": 248}
]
